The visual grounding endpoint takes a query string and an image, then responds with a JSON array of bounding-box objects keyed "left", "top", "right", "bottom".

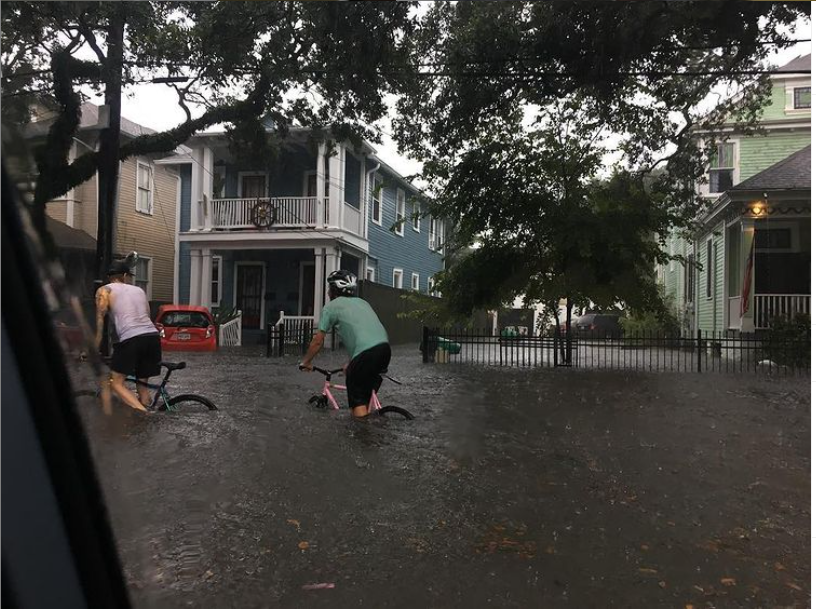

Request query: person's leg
[
  {"left": 345, "top": 352, "right": 371, "bottom": 418},
  {"left": 109, "top": 372, "right": 149, "bottom": 413},
  {"left": 134, "top": 334, "right": 162, "bottom": 409}
]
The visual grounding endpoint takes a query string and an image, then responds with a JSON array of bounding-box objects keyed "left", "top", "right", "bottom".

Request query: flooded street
[{"left": 75, "top": 347, "right": 810, "bottom": 608}]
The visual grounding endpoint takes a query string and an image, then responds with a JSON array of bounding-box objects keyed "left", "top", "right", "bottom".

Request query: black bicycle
[
  {"left": 301, "top": 365, "right": 414, "bottom": 420},
  {"left": 74, "top": 361, "right": 217, "bottom": 412}
]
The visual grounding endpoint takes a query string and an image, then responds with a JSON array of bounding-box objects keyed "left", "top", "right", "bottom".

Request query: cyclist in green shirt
[{"left": 300, "top": 270, "right": 391, "bottom": 418}]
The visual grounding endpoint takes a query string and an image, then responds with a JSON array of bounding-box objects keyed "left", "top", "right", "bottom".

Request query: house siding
[
  {"left": 739, "top": 132, "right": 810, "bottom": 181},
  {"left": 694, "top": 229, "right": 726, "bottom": 334},
  {"left": 115, "top": 158, "right": 178, "bottom": 302},
  {"left": 366, "top": 161, "right": 444, "bottom": 293},
  {"left": 76, "top": 172, "right": 97, "bottom": 237},
  {"left": 47, "top": 200, "right": 68, "bottom": 224}
]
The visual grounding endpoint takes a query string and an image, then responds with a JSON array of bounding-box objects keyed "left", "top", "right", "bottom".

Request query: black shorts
[
  {"left": 111, "top": 333, "right": 162, "bottom": 378},
  {"left": 345, "top": 343, "right": 391, "bottom": 408}
]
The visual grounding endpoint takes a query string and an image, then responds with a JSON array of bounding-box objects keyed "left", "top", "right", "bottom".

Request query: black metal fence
[
  {"left": 421, "top": 327, "right": 810, "bottom": 375},
  {"left": 266, "top": 321, "right": 336, "bottom": 357}
]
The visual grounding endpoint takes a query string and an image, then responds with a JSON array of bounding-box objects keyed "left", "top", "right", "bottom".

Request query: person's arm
[
  {"left": 300, "top": 331, "right": 326, "bottom": 370},
  {"left": 95, "top": 286, "right": 111, "bottom": 352}
]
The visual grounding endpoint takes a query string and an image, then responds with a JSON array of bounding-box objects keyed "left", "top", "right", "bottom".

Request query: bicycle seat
[{"left": 161, "top": 361, "right": 187, "bottom": 371}]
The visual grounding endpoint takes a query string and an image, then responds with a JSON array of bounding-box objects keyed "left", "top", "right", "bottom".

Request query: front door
[
  {"left": 300, "top": 263, "right": 315, "bottom": 316},
  {"left": 236, "top": 264, "right": 264, "bottom": 328},
  {"left": 241, "top": 175, "right": 266, "bottom": 199}
]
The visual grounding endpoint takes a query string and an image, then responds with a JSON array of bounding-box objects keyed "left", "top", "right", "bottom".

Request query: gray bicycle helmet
[{"left": 327, "top": 269, "right": 357, "bottom": 296}]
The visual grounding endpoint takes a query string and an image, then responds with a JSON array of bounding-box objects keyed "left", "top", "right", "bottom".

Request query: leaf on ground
[
  {"left": 774, "top": 562, "right": 786, "bottom": 571},
  {"left": 786, "top": 582, "right": 802, "bottom": 591},
  {"left": 693, "top": 585, "right": 705, "bottom": 594},
  {"left": 298, "top": 541, "right": 310, "bottom": 551},
  {"left": 685, "top": 605, "right": 694, "bottom": 609},
  {"left": 639, "top": 568, "right": 658, "bottom": 574},
  {"left": 640, "top": 544, "right": 649, "bottom": 551},
  {"left": 287, "top": 519, "right": 301, "bottom": 531},
  {"left": 658, "top": 581, "right": 667, "bottom": 588},
  {"left": 720, "top": 578, "right": 736, "bottom": 586}
]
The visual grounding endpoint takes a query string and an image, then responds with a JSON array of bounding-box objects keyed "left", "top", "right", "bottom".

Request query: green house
[{"left": 658, "top": 54, "right": 810, "bottom": 335}]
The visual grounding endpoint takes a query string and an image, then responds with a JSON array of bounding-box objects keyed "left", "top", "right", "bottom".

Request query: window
[
  {"left": 134, "top": 257, "right": 151, "bottom": 298},
  {"left": 393, "top": 268, "right": 403, "bottom": 289},
  {"left": 159, "top": 311, "right": 211, "bottom": 328},
  {"left": 371, "top": 177, "right": 382, "bottom": 225},
  {"left": 304, "top": 171, "right": 317, "bottom": 197},
  {"left": 429, "top": 218, "right": 438, "bottom": 250},
  {"left": 794, "top": 86, "right": 811, "bottom": 109},
  {"left": 366, "top": 266, "right": 376, "bottom": 282},
  {"left": 684, "top": 254, "right": 694, "bottom": 303},
  {"left": 411, "top": 272, "right": 420, "bottom": 291},
  {"left": 756, "top": 227, "right": 793, "bottom": 250},
  {"left": 428, "top": 277, "right": 441, "bottom": 298},
  {"left": 213, "top": 165, "right": 226, "bottom": 198},
  {"left": 708, "top": 143, "right": 735, "bottom": 194},
  {"left": 395, "top": 189, "right": 405, "bottom": 236},
  {"left": 412, "top": 199, "right": 420, "bottom": 232},
  {"left": 136, "top": 161, "right": 153, "bottom": 214},
  {"left": 705, "top": 239, "right": 713, "bottom": 299},
  {"left": 211, "top": 256, "right": 222, "bottom": 307}
]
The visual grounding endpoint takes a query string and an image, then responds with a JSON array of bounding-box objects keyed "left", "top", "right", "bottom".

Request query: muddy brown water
[{"left": 73, "top": 346, "right": 809, "bottom": 608}]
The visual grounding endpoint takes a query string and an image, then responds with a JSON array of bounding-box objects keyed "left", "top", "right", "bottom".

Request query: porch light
[{"left": 750, "top": 202, "right": 765, "bottom": 216}]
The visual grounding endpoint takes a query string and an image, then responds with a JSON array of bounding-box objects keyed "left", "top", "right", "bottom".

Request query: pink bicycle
[{"left": 300, "top": 365, "right": 414, "bottom": 420}]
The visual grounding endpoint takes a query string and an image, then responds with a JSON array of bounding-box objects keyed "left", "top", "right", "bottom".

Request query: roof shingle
[{"left": 731, "top": 145, "right": 810, "bottom": 192}]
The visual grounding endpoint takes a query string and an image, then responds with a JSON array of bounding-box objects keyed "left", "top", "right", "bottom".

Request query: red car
[{"left": 155, "top": 305, "right": 217, "bottom": 352}]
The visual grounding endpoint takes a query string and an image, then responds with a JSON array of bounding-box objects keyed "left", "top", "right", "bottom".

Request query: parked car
[
  {"left": 564, "top": 312, "right": 623, "bottom": 338},
  {"left": 155, "top": 305, "right": 217, "bottom": 352}
]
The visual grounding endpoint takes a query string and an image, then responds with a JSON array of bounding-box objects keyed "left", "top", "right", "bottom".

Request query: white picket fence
[
  {"left": 218, "top": 311, "right": 243, "bottom": 347},
  {"left": 275, "top": 311, "right": 316, "bottom": 342}
]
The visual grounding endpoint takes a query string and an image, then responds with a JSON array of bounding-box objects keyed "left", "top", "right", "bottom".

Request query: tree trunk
[{"left": 96, "top": 9, "right": 125, "bottom": 281}]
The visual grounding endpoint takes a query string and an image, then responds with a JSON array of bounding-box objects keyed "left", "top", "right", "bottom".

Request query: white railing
[
  {"left": 210, "top": 197, "right": 327, "bottom": 230},
  {"left": 218, "top": 311, "right": 242, "bottom": 347},
  {"left": 275, "top": 311, "right": 317, "bottom": 344},
  {"left": 342, "top": 202, "right": 362, "bottom": 235},
  {"left": 754, "top": 294, "right": 810, "bottom": 329}
]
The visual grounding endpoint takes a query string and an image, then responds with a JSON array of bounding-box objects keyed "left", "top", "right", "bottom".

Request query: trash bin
[{"left": 436, "top": 337, "right": 461, "bottom": 355}]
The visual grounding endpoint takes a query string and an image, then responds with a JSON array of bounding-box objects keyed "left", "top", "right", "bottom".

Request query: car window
[{"left": 159, "top": 312, "right": 211, "bottom": 328}]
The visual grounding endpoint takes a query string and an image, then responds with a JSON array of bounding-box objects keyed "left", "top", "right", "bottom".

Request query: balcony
[
  {"left": 210, "top": 197, "right": 327, "bottom": 230},
  {"left": 200, "top": 196, "right": 365, "bottom": 236}
]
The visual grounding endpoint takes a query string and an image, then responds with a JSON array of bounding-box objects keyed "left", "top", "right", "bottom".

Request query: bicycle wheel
[
  {"left": 377, "top": 405, "right": 414, "bottom": 420},
  {"left": 163, "top": 394, "right": 217, "bottom": 413}
]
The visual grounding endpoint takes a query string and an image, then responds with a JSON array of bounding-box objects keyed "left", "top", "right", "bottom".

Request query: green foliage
[
  {"left": 619, "top": 311, "right": 680, "bottom": 338},
  {"left": 762, "top": 314, "right": 810, "bottom": 369},
  {"left": 390, "top": 3, "right": 805, "bottom": 321}
]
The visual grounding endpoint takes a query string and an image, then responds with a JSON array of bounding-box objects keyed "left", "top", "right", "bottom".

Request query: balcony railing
[
  {"left": 210, "top": 197, "right": 327, "bottom": 230},
  {"left": 754, "top": 294, "right": 810, "bottom": 329}
]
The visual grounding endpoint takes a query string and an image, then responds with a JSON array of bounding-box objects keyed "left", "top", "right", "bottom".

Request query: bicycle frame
[
  {"left": 310, "top": 367, "right": 384, "bottom": 414},
  {"left": 126, "top": 367, "right": 174, "bottom": 411}
]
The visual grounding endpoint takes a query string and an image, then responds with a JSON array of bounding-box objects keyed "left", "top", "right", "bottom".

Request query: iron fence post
[
  {"left": 265, "top": 323, "right": 272, "bottom": 358},
  {"left": 697, "top": 329, "right": 703, "bottom": 373},
  {"left": 422, "top": 326, "right": 430, "bottom": 363},
  {"left": 277, "top": 324, "right": 284, "bottom": 357}
]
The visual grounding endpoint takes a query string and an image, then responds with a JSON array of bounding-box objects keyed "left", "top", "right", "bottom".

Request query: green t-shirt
[{"left": 318, "top": 297, "right": 389, "bottom": 359}]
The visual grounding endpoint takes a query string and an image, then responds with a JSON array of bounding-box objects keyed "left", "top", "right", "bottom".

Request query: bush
[
  {"left": 762, "top": 313, "right": 809, "bottom": 368},
  {"left": 619, "top": 310, "right": 680, "bottom": 338}
]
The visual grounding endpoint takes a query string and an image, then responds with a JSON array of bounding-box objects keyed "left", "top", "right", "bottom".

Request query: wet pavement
[{"left": 73, "top": 346, "right": 810, "bottom": 608}]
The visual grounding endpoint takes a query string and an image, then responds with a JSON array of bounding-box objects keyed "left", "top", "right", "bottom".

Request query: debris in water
[
  {"left": 298, "top": 541, "right": 310, "bottom": 551},
  {"left": 720, "top": 577, "right": 736, "bottom": 586},
  {"left": 302, "top": 583, "right": 335, "bottom": 590},
  {"left": 287, "top": 519, "right": 302, "bottom": 532}
]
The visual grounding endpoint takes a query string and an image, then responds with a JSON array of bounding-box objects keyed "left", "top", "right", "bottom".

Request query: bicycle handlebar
[{"left": 299, "top": 364, "right": 343, "bottom": 377}]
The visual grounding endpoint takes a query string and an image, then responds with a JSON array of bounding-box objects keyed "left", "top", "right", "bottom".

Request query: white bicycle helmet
[{"left": 327, "top": 269, "right": 357, "bottom": 296}]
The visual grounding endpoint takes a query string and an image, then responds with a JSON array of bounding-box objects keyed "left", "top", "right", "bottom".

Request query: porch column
[
  {"left": 313, "top": 247, "right": 326, "bottom": 323},
  {"left": 360, "top": 155, "right": 368, "bottom": 238},
  {"left": 316, "top": 142, "right": 327, "bottom": 227},
  {"left": 739, "top": 218, "right": 756, "bottom": 333},
  {"left": 327, "top": 143, "right": 343, "bottom": 228},
  {"left": 189, "top": 248, "right": 203, "bottom": 305},
  {"left": 200, "top": 248, "right": 213, "bottom": 309},
  {"left": 201, "top": 147, "right": 214, "bottom": 231},
  {"left": 190, "top": 148, "right": 203, "bottom": 230},
  {"left": 338, "top": 146, "right": 346, "bottom": 230},
  {"left": 324, "top": 248, "right": 341, "bottom": 305}
]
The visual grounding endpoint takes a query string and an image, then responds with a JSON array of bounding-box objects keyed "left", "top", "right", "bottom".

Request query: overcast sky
[{"left": 110, "top": 22, "right": 810, "bottom": 181}]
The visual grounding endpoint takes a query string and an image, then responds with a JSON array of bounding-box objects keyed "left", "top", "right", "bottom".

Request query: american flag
[{"left": 740, "top": 234, "right": 756, "bottom": 317}]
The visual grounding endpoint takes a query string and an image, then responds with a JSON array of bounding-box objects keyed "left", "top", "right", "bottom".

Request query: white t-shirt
[{"left": 106, "top": 282, "right": 158, "bottom": 342}]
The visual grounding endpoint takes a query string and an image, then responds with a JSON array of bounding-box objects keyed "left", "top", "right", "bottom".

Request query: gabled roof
[
  {"left": 731, "top": 145, "right": 810, "bottom": 192},
  {"left": 780, "top": 54, "right": 811, "bottom": 73},
  {"left": 46, "top": 216, "right": 96, "bottom": 251}
]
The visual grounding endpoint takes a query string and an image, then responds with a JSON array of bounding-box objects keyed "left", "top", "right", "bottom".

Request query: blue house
[{"left": 158, "top": 128, "right": 445, "bottom": 335}]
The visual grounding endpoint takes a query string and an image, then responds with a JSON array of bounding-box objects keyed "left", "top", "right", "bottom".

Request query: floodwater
[{"left": 74, "top": 346, "right": 810, "bottom": 608}]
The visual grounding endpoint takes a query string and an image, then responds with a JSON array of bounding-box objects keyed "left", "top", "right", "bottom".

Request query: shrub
[
  {"left": 619, "top": 310, "right": 680, "bottom": 338},
  {"left": 212, "top": 306, "right": 240, "bottom": 327},
  {"left": 762, "top": 313, "right": 810, "bottom": 368}
]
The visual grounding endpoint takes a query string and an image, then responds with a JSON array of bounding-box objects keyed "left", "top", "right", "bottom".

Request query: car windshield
[{"left": 160, "top": 312, "right": 211, "bottom": 328}]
